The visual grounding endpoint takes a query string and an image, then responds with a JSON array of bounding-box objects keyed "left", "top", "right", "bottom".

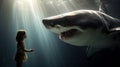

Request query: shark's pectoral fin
[
  {"left": 110, "top": 27, "right": 120, "bottom": 31},
  {"left": 109, "top": 27, "right": 120, "bottom": 41},
  {"left": 86, "top": 47, "right": 102, "bottom": 57}
]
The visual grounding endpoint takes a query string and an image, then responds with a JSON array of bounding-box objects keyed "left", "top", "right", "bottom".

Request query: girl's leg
[{"left": 16, "top": 61, "right": 22, "bottom": 67}]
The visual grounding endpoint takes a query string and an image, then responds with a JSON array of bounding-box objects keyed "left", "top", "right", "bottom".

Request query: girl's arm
[{"left": 21, "top": 42, "right": 33, "bottom": 52}]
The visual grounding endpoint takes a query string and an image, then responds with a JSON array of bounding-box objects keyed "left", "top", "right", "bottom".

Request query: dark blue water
[{"left": 0, "top": 0, "right": 110, "bottom": 67}]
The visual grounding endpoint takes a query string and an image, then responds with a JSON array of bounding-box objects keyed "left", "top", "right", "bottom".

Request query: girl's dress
[{"left": 15, "top": 42, "right": 28, "bottom": 62}]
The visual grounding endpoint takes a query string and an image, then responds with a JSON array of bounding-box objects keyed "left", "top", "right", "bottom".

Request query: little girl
[{"left": 15, "top": 30, "right": 33, "bottom": 67}]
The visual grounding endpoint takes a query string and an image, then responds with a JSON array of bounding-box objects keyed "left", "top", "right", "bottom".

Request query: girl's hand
[{"left": 29, "top": 49, "right": 34, "bottom": 52}]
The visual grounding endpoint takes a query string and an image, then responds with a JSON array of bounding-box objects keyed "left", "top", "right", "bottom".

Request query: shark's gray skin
[{"left": 42, "top": 10, "right": 120, "bottom": 56}]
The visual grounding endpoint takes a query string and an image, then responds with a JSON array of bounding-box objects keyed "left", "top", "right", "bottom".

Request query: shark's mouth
[{"left": 59, "top": 29, "right": 78, "bottom": 40}]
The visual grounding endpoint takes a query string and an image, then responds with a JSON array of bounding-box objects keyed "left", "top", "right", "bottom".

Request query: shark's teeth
[{"left": 59, "top": 29, "right": 78, "bottom": 40}]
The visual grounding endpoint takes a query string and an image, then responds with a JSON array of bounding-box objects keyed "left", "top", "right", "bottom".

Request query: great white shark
[{"left": 42, "top": 10, "right": 120, "bottom": 56}]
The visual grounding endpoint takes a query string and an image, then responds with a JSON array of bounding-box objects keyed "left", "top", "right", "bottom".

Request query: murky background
[{"left": 0, "top": 0, "right": 99, "bottom": 67}]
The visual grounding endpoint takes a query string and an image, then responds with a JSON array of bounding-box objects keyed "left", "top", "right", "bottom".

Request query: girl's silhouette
[{"left": 15, "top": 30, "right": 33, "bottom": 67}]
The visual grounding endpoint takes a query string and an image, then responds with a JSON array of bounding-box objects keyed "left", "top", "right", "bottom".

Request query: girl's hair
[{"left": 16, "top": 30, "right": 26, "bottom": 42}]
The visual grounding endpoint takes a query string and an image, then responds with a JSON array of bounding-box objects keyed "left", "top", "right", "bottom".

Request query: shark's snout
[{"left": 42, "top": 19, "right": 53, "bottom": 29}]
